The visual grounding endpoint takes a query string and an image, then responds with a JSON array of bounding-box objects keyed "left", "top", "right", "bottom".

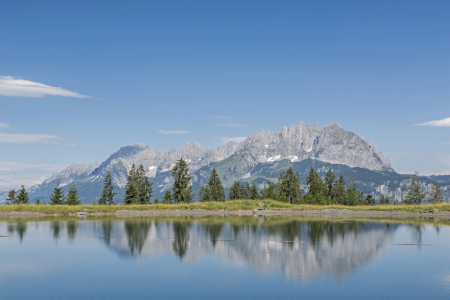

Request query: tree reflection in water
[
  {"left": 172, "top": 220, "right": 192, "bottom": 260},
  {"left": 67, "top": 221, "right": 77, "bottom": 241},
  {"left": 125, "top": 220, "right": 152, "bottom": 255}
]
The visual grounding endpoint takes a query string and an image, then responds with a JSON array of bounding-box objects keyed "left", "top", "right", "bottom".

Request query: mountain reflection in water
[{"left": 93, "top": 217, "right": 399, "bottom": 282}]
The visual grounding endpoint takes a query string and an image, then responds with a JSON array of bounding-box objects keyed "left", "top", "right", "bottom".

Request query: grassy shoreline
[{"left": 1, "top": 200, "right": 450, "bottom": 215}]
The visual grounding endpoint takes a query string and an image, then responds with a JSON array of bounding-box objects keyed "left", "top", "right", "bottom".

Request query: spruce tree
[
  {"left": 35, "top": 198, "right": 41, "bottom": 205},
  {"left": 428, "top": 181, "right": 444, "bottom": 204},
  {"left": 305, "top": 167, "right": 328, "bottom": 204},
  {"left": 324, "top": 169, "right": 336, "bottom": 202},
  {"left": 207, "top": 168, "right": 226, "bottom": 202},
  {"left": 137, "top": 164, "right": 153, "bottom": 204},
  {"left": 250, "top": 182, "right": 259, "bottom": 200},
  {"left": 260, "top": 180, "right": 278, "bottom": 200},
  {"left": 66, "top": 185, "right": 81, "bottom": 205},
  {"left": 50, "top": 183, "right": 65, "bottom": 205},
  {"left": 278, "top": 167, "right": 303, "bottom": 204},
  {"left": 239, "top": 183, "right": 249, "bottom": 199},
  {"left": 124, "top": 164, "right": 140, "bottom": 204},
  {"left": 346, "top": 178, "right": 365, "bottom": 206},
  {"left": 15, "top": 185, "right": 29, "bottom": 204},
  {"left": 199, "top": 185, "right": 211, "bottom": 202},
  {"left": 172, "top": 157, "right": 194, "bottom": 204},
  {"left": 228, "top": 181, "right": 241, "bottom": 200},
  {"left": 379, "top": 194, "right": 391, "bottom": 205},
  {"left": 163, "top": 190, "right": 173, "bottom": 204},
  {"left": 154, "top": 197, "right": 160, "bottom": 204},
  {"left": 365, "top": 194, "right": 376, "bottom": 206},
  {"left": 99, "top": 171, "right": 117, "bottom": 205},
  {"left": 332, "top": 175, "right": 347, "bottom": 204},
  {"left": 403, "top": 172, "right": 426, "bottom": 205},
  {"left": 6, "top": 189, "right": 16, "bottom": 205}
]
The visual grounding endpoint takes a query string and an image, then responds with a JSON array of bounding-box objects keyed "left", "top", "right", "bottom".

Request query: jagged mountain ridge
[{"left": 26, "top": 121, "right": 412, "bottom": 203}]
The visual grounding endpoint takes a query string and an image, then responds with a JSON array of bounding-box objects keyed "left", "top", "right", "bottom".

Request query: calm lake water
[{"left": 1, "top": 216, "right": 450, "bottom": 299}]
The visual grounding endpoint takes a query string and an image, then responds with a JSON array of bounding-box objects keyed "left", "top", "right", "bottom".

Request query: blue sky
[{"left": 1, "top": 0, "right": 450, "bottom": 190}]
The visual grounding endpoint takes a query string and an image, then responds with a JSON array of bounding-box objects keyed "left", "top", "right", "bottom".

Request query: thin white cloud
[
  {"left": 0, "top": 76, "right": 89, "bottom": 98},
  {"left": 416, "top": 118, "right": 450, "bottom": 127},
  {"left": 215, "top": 136, "right": 247, "bottom": 144},
  {"left": 158, "top": 130, "right": 189, "bottom": 135},
  {"left": 210, "top": 116, "right": 230, "bottom": 119},
  {"left": 0, "top": 132, "right": 73, "bottom": 145},
  {"left": 219, "top": 123, "right": 247, "bottom": 127},
  {"left": 0, "top": 123, "right": 10, "bottom": 129},
  {"left": 0, "top": 162, "right": 66, "bottom": 191}
]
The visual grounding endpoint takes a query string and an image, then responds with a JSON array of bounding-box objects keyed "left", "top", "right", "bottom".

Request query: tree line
[{"left": 4, "top": 158, "right": 446, "bottom": 205}]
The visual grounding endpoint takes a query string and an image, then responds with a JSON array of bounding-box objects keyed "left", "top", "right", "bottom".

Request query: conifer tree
[
  {"left": 154, "top": 197, "right": 160, "bottom": 204},
  {"left": 99, "top": 171, "right": 117, "bottom": 205},
  {"left": 305, "top": 167, "right": 328, "bottom": 204},
  {"left": 324, "top": 169, "right": 336, "bottom": 202},
  {"left": 239, "top": 183, "right": 250, "bottom": 199},
  {"left": 162, "top": 190, "right": 172, "bottom": 204},
  {"left": 428, "top": 181, "right": 444, "bottom": 204},
  {"left": 35, "top": 198, "right": 41, "bottom": 205},
  {"left": 403, "top": 172, "right": 426, "bottom": 205},
  {"left": 15, "top": 185, "right": 29, "bottom": 204},
  {"left": 332, "top": 175, "right": 347, "bottom": 204},
  {"left": 66, "top": 185, "right": 81, "bottom": 205},
  {"left": 250, "top": 182, "right": 259, "bottom": 200},
  {"left": 260, "top": 180, "right": 278, "bottom": 200},
  {"left": 137, "top": 164, "right": 153, "bottom": 204},
  {"left": 6, "top": 189, "right": 16, "bottom": 205},
  {"left": 278, "top": 167, "right": 303, "bottom": 204},
  {"left": 206, "top": 168, "right": 226, "bottom": 202},
  {"left": 365, "top": 194, "right": 376, "bottom": 206},
  {"left": 346, "top": 178, "right": 365, "bottom": 206},
  {"left": 379, "top": 194, "right": 391, "bottom": 205},
  {"left": 172, "top": 157, "right": 194, "bottom": 203},
  {"left": 50, "top": 183, "right": 65, "bottom": 205},
  {"left": 199, "top": 185, "right": 211, "bottom": 202},
  {"left": 228, "top": 181, "right": 241, "bottom": 200},
  {"left": 124, "top": 164, "right": 139, "bottom": 205}
]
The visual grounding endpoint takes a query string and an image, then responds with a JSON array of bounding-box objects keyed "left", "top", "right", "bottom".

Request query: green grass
[{"left": 1, "top": 200, "right": 450, "bottom": 215}]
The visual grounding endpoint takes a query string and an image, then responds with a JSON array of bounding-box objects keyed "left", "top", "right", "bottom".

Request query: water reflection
[
  {"left": 67, "top": 221, "right": 77, "bottom": 241},
  {"left": 125, "top": 220, "right": 152, "bottom": 255},
  {"left": 51, "top": 221, "right": 61, "bottom": 241},
  {"left": 7, "top": 222, "right": 27, "bottom": 242},
  {"left": 3, "top": 217, "right": 445, "bottom": 282},
  {"left": 98, "top": 217, "right": 400, "bottom": 281}
]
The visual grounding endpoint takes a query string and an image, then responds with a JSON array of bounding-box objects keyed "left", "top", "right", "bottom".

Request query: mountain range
[{"left": 18, "top": 122, "right": 450, "bottom": 204}]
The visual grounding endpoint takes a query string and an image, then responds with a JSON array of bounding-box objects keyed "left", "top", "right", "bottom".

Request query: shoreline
[{"left": 2, "top": 208, "right": 450, "bottom": 220}]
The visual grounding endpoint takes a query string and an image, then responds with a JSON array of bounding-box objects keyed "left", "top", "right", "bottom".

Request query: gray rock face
[{"left": 227, "top": 122, "right": 392, "bottom": 179}]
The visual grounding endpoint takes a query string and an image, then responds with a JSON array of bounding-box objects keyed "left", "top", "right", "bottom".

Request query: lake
[{"left": 1, "top": 216, "right": 449, "bottom": 299}]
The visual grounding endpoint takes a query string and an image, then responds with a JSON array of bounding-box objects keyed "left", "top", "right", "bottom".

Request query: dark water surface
[{"left": 1, "top": 217, "right": 450, "bottom": 299}]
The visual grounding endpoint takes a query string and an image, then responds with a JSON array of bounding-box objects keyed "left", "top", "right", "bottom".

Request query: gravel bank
[{"left": 2, "top": 209, "right": 450, "bottom": 220}]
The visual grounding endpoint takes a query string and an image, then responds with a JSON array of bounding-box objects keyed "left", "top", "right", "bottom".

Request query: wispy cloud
[
  {"left": 0, "top": 123, "right": 10, "bottom": 129},
  {"left": 384, "top": 151, "right": 409, "bottom": 155},
  {"left": 444, "top": 142, "right": 450, "bottom": 145},
  {"left": 215, "top": 136, "right": 247, "bottom": 144},
  {"left": 0, "top": 76, "right": 90, "bottom": 98},
  {"left": 219, "top": 123, "right": 247, "bottom": 127},
  {"left": 0, "top": 132, "right": 74, "bottom": 145},
  {"left": 158, "top": 130, "right": 189, "bottom": 135},
  {"left": 416, "top": 118, "right": 450, "bottom": 127},
  {"left": 210, "top": 116, "right": 230, "bottom": 119},
  {"left": 0, "top": 162, "right": 66, "bottom": 191}
]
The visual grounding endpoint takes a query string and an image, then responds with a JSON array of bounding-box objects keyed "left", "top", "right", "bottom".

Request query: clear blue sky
[{"left": 1, "top": 0, "right": 450, "bottom": 190}]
